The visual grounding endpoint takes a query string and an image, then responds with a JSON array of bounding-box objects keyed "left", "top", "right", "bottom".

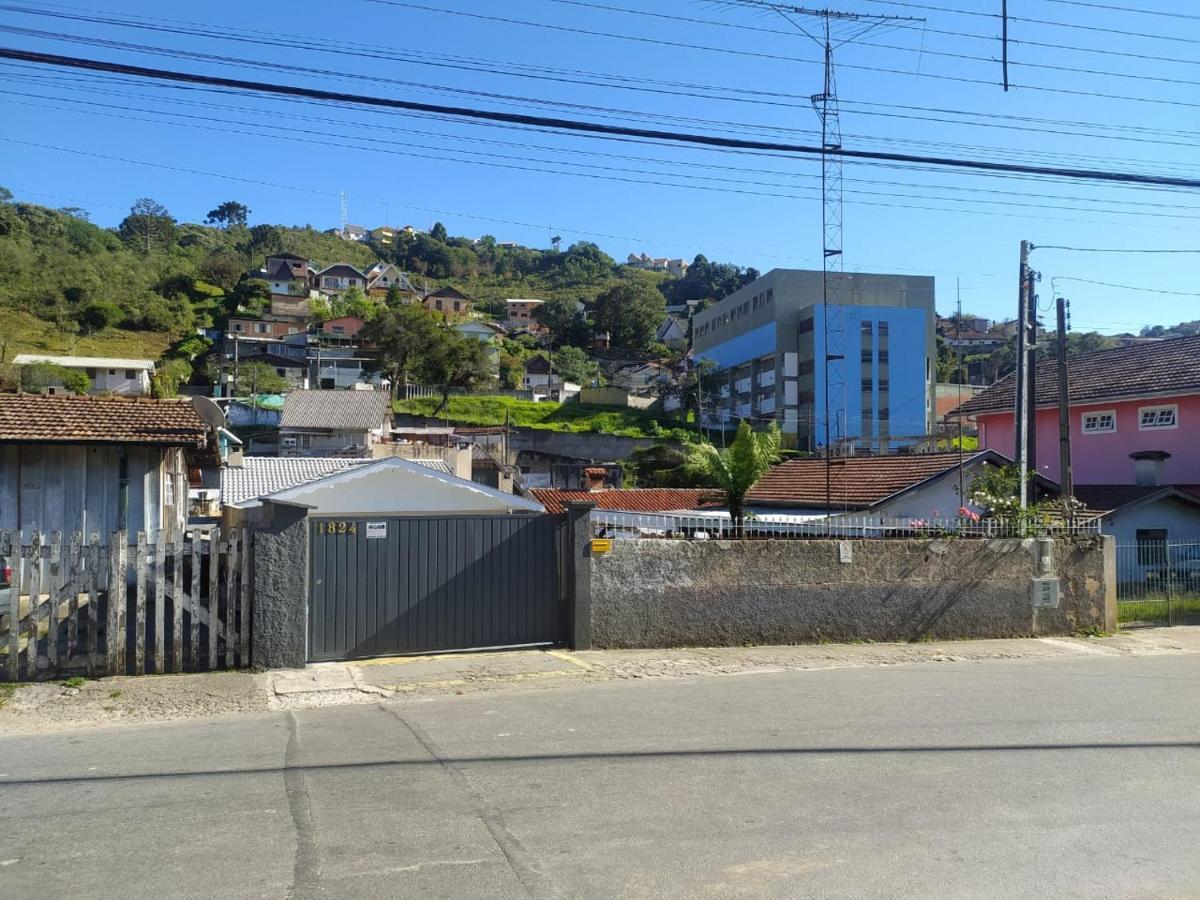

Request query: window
[
  {"left": 276, "top": 368, "right": 287, "bottom": 378},
  {"left": 125, "top": 369, "right": 135, "bottom": 379},
  {"left": 282, "top": 436, "right": 297, "bottom": 448},
  {"left": 798, "top": 317, "right": 814, "bottom": 335},
  {"left": 233, "top": 323, "right": 243, "bottom": 332},
  {"left": 300, "top": 435, "right": 312, "bottom": 449},
  {"left": 255, "top": 323, "right": 267, "bottom": 334},
  {"left": 1081, "top": 410, "right": 1117, "bottom": 434},
  {"left": 332, "top": 325, "right": 345, "bottom": 334},
  {"left": 1136, "top": 528, "right": 1168, "bottom": 566},
  {"left": 1138, "top": 404, "right": 1177, "bottom": 430},
  {"left": 108, "top": 369, "right": 116, "bottom": 376}
]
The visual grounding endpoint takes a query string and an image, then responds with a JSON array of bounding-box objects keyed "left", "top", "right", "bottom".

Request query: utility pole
[
  {"left": 1015, "top": 240, "right": 1030, "bottom": 510},
  {"left": 1001, "top": 0, "right": 1009, "bottom": 91},
  {"left": 1056, "top": 296, "right": 1073, "bottom": 519},
  {"left": 956, "top": 279, "right": 965, "bottom": 503},
  {"left": 1025, "top": 265, "right": 1038, "bottom": 482},
  {"left": 232, "top": 333, "right": 240, "bottom": 400}
]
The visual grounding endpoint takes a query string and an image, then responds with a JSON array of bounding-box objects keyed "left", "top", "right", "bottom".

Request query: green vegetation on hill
[{"left": 395, "top": 395, "right": 696, "bottom": 442}]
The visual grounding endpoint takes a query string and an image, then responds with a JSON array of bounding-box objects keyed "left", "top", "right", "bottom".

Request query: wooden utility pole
[
  {"left": 1001, "top": 0, "right": 1010, "bottom": 91},
  {"left": 1015, "top": 240, "right": 1030, "bottom": 510},
  {"left": 1056, "top": 296, "right": 1073, "bottom": 514}
]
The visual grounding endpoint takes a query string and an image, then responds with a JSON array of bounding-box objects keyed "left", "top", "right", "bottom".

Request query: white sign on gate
[{"left": 366, "top": 521, "right": 388, "bottom": 540}]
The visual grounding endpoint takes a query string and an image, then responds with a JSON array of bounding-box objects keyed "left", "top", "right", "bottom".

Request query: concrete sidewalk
[
  {"left": 2, "top": 628, "right": 1197, "bottom": 733},
  {"left": 269, "top": 626, "right": 1200, "bottom": 709}
]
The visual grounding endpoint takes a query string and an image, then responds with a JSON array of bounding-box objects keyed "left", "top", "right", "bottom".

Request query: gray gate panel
[{"left": 309, "top": 515, "right": 563, "bottom": 661}]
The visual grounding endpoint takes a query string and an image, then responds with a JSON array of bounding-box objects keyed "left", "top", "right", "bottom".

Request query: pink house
[
  {"left": 954, "top": 335, "right": 1200, "bottom": 489},
  {"left": 321, "top": 316, "right": 367, "bottom": 338}
]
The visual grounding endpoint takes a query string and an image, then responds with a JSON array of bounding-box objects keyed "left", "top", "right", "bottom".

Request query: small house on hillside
[
  {"left": 0, "top": 394, "right": 212, "bottom": 541},
  {"left": 316, "top": 263, "right": 369, "bottom": 294},
  {"left": 365, "top": 263, "right": 419, "bottom": 299},
  {"left": 12, "top": 354, "right": 155, "bottom": 397},
  {"left": 423, "top": 286, "right": 473, "bottom": 317},
  {"left": 279, "top": 389, "right": 392, "bottom": 457}
]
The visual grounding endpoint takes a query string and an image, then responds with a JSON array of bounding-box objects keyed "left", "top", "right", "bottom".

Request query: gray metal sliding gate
[{"left": 308, "top": 515, "right": 564, "bottom": 661}]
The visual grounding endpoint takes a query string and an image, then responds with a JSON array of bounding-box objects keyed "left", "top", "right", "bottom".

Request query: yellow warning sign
[{"left": 590, "top": 538, "right": 614, "bottom": 554}]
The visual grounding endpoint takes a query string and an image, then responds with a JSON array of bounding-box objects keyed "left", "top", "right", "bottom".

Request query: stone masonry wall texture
[{"left": 589, "top": 537, "right": 1114, "bottom": 648}]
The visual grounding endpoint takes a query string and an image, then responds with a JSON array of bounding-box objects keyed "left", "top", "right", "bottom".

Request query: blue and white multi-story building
[{"left": 692, "top": 269, "right": 936, "bottom": 451}]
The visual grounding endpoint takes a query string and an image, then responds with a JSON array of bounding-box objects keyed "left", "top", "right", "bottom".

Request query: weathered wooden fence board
[{"left": 0, "top": 528, "right": 252, "bottom": 682}]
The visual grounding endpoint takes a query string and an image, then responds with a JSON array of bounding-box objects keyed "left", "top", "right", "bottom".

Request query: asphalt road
[{"left": 1, "top": 653, "right": 1198, "bottom": 899}]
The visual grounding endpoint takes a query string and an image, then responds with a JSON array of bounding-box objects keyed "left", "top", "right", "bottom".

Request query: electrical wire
[
  {"left": 6, "top": 48, "right": 1200, "bottom": 193},
  {"left": 1033, "top": 246, "right": 1200, "bottom": 254},
  {"left": 1053, "top": 277, "right": 1200, "bottom": 297}
]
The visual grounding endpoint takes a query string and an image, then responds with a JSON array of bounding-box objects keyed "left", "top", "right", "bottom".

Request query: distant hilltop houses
[{"left": 626, "top": 252, "right": 689, "bottom": 278}]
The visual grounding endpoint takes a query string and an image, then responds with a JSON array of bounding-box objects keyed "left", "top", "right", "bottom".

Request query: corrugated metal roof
[
  {"left": 221, "top": 456, "right": 450, "bottom": 505},
  {"left": 12, "top": 354, "right": 156, "bottom": 370},
  {"left": 280, "top": 390, "right": 392, "bottom": 431}
]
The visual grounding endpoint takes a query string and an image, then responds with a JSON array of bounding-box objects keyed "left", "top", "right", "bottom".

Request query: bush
[
  {"left": 20, "top": 361, "right": 90, "bottom": 395},
  {"left": 81, "top": 300, "right": 122, "bottom": 333}
]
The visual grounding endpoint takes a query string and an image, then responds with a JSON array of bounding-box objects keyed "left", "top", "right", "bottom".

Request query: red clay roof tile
[
  {"left": 530, "top": 488, "right": 720, "bottom": 515},
  {"left": 0, "top": 394, "right": 208, "bottom": 445}
]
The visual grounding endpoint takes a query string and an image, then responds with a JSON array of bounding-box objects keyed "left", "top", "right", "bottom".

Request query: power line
[
  {"left": 6, "top": 48, "right": 1200, "bottom": 192},
  {"left": 1033, "top": 245, "right": 1200, "bottom": 254},
  {"left": 13, "top": 81, "right": 1200, "bottom": 223},
  {"left": 1053, "top": 277, "right": 1200, "bottom": 297},
  {"left": 1042, "top": 0, "right": 1200, "bottom": 20}
]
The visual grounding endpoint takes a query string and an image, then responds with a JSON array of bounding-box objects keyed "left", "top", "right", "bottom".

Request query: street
[{"left": 1, "top": 652, "right": 1198, "bottom": 898}]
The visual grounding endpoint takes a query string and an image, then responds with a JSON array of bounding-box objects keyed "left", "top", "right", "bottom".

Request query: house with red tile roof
[
  {"left": 952, "top": 335, "right": 1200, "bottom": 545},
  {"left": 0, "top": 394, "right": 213, "bottom": 541}
]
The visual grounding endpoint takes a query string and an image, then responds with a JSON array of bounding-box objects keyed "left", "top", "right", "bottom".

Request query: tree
[
  {"left": 686, "top": 421, "right": 781, "bottom": 529},
  {"left": 429, "top": 221, "right": 449, "bottom": 243},
  {"left": 533, "top": 296, "right": 591, "bottom": 347},
  {"left": 20, "top": 361, "right": 90, "bottom": 395},
  {"left": 592, "top": 281, "right": 666, "bottom": 350},
  {"left": 229, "top": 361, "right": 289, "bottom": 396},
  {"left": 200, "top": 252, "right": 246, "bottom": 293},
  {"left": 626, "top": 443, "right": 706, "bottom": 488},
  {"left": 361, "top": 304, "right": 440, "bottom": 396},
  {"left": 204, "top": 200, "right": 250, "bottom": 229},
  {"left": 384, "top": 283, "right": 407, "bottom": 309},
  {"left": 80, "top": 301, "right": 123, "bottom": 334},
  {"left": 549, "top": 345, "right": 600, "bottom": 386},
  {"left": 118, "top": 198, "right": 175, "bottom": 254},
  {"left": 151, "top": 358, "right": 193, "bottom": 398},
  {"left": 329, "top": 286, "right": 377, "bottom": 321},
  {"left": 418, "top": 327, "right": 492, "bottom": 415}
]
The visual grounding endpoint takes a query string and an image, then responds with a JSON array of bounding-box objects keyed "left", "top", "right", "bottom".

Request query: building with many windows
[{"left": 692, "top": 269, "right": 936, "bottom": 451}]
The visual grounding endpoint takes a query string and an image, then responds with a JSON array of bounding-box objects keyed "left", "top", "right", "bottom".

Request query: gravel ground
[{"left": 2, "top": 627, "right": 1196, "bottom": 733}]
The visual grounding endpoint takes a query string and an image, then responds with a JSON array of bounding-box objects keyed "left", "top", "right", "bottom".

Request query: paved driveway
[{"left": 1, "top": 653, "right": 1198, "bottom": 898}]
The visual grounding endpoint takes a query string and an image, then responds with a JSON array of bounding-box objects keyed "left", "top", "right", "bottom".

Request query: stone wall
[{"left": 587, "top": 536, "right": 1115, "bottom": 648}]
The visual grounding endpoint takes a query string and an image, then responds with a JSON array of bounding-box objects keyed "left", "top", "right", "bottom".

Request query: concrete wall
[
  {"left": 251, "top": 501, "right": 310, "bottom": 668},
  {"left": 587, "top": 536, "right": 1114, "bottom": 648}
]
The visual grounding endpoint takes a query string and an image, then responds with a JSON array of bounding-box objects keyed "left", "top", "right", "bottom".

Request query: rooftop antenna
[{"left": 723, "top": 3, "right": 921, "bottom": 526}]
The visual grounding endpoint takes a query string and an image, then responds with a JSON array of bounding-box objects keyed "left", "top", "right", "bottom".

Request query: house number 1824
[{"left": 317, "top": 521, "right": 358, "bottom": 535}]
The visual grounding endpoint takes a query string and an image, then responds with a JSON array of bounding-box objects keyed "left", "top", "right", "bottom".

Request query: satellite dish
[{"left": 191, "top": 395, "right": 227, "bottom": 430}]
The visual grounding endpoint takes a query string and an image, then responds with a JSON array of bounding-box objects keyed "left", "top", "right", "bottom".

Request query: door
[{"left": 308, "top": 515, "right": 564, "bottom": 661}]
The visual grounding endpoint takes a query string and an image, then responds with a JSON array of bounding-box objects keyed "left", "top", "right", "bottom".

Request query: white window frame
[
  {"left": 1080, "top": 409, "right": 1117, "bottom": 434},
  {"left": 1138, "top": 404, "right": 1178, "bottom": 431}
]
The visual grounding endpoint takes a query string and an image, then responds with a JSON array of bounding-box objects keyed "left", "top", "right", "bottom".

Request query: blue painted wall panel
[{"left": 694, "top": 322, "right": 776, "bottom": 370}]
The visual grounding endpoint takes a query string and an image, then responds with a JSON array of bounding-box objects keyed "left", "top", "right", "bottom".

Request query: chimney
[
  {"left": 1130, "top": 450, "right": 1170, "bottom": 487},
  {"left": 583, "top": 466, "right": 609, "bottom": 492}
]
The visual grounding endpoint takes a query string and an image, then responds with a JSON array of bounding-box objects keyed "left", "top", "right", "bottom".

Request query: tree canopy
[
  {"left": 686, "top": 421, "right": 781, "bottom": 527},
  {"left": 592, "top": 281, "right": 666, "bottom": 350}
]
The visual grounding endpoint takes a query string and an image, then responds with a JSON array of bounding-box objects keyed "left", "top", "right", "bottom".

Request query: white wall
[{"left": 1102, "top": 497, "right": 1200, "bottom": 545}]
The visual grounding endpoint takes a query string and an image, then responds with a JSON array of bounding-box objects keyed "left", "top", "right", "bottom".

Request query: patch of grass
[
  {"left": 0, "top": 308, "right": 174, "bottom": 364},
  {"left": 1074, "top": 626, "right": 1112, "bottom": 638},
  {"left": 62, "top": 676, "right": 87, "bottom": 689},
  {"left": 395, "top": 395, "right": 695, "bottom": 442},
  {"left": 0, "top": 682, "right": 18, "bottom": 709},
  {"left": 109, "top": 689, "right": 123, "bottom": 699},
  {"left": 1117, "top": 592, "right": 1200, "bottom": 625}
]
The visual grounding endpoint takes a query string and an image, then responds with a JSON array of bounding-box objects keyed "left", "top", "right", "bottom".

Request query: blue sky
[{"left": 2, "top": 0, "right": 1198, "bottom": 332}]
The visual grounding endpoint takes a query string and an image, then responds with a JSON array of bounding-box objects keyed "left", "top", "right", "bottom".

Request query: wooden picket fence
[{"left": 0, "top": 528, "right": 251, "bottom": 681}]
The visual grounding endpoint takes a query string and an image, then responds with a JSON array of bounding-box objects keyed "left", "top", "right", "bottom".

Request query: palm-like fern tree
[{"left": 686, "top": 420, "right": 781, "bottom": 531}]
